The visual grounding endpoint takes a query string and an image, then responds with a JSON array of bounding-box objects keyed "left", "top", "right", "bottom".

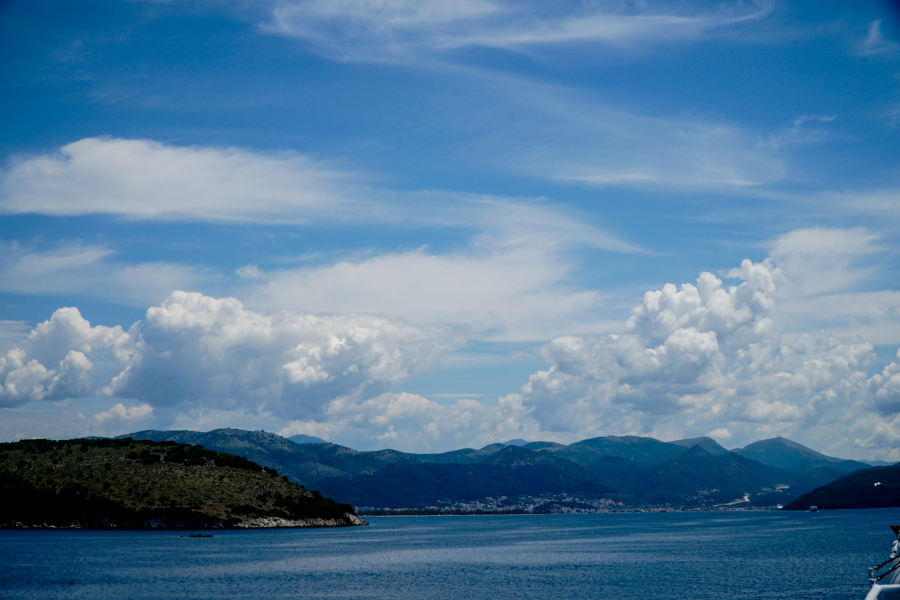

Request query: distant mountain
[
  {"left": 862, "top": 460, "right": 896, "bottom": 467},
  {"left": 289, "top": 434, "right": 327, "bottom": 445},
  {"left": 124, "top": 429, "right": 421, "bottom": 486},
  {"left": 590, "top": 447, "right": 794, "bottom": 506},
  {"left": 670, "top": 437, "right": 729, "bottom": 455},
  {"left": 544, "top": 435, "right": 688, "bottom": 466},
  {"left": 783, "top": 464, "right": 900, "bottom": 510},
  {"left": 125, "top": 429, "right": 510, "bottom": 485},
  {"left": 0, "top": 437, "right": 363, "bottom": 528},
  {"left": 731, "top": 437, "right": 868, "bottom": 476},
  {"left": 120, "top": 428, "right": 861, "bottom": 511},
  {"left": 315, "top": 446, "right": 618, "bottom": 509},
  {"left": 415, "top": 444, "right": 506, "bottom": 464},
  {"left": 523, "top": 441, "right": 567, "bottom": 451},
  {"left": 502, "top": 439, "right": 530, "bottom": 446}
]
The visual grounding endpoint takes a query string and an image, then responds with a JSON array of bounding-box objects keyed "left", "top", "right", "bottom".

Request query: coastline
[{"left": 3, "top": 512, "right": 368, "bottom": 529}]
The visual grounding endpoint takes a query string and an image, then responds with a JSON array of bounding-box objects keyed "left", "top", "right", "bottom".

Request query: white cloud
[
  {"left": 0, "top": 241, "right": 213, "bottom": 306},
  {"left": 508, "top": 258, "right": 890, "bottom": 457},
  {"left": 764, "top": 115, "right": 837, "bottom": 150},
  {"left": 93, "top": 402, "right": 154, "bottom": 424},
  {"left": 857, "top": 20, "right": 899, "bottom": 57},
  {"left": 4, "top": 240, "right": 900, "bottom": 458},
  {"left": 460, "top": 77, "right": 787, "bottom": 190},
  {"left": 0, "top": 137, "right": 359, "bottom": 222},
  {"left": 0, "top": 306, "right": 133, "bottom": 408},
  {"left": 761, "top": 227, "right": 900, "bottom": 345},
  {"left": 768, "top": 227, "right": 883, "bottom": 296},
  {"left": 0, "top": 292, "right": 460, "bottom": 426},
  {"left": 247, "top": 244, "right": 607, "bottom": 342},
  {"left": 117, "top": 292, "right": 460, "bottom": 420},
  {"left": 263, "top": 0, "right": 773, "bottom": 62},
  {"left": 280, "top": 390, "right": 539, "bottom": 452}
]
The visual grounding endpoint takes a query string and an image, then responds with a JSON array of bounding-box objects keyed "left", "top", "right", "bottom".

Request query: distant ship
[
  {"left": 865, "top": 525, "right": 900, "bottom": 600},
  {"left": 809, "top": 506, "right": 818, "bottom": 512}
]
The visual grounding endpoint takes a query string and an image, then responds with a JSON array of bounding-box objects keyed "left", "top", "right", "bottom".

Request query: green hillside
[
  {"left": 118, "top": 428, "right": 863, "bottom": 511},
  {"left": 0, "top": 437, "right": 364, "bottom": 529},
  {"left": 315, "top": 445, "right": 619, "bottom": 509},
  {"left": 591, "top": 447, "right": 794, "bottom": 506},
  {"left": 783, "top": 464, "right": 899, "bottom": 510}
]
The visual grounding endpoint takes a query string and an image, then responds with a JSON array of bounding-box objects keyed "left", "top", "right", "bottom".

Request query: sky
[{"left": 1, "top": 0, "right": 900, "bottom": 459}]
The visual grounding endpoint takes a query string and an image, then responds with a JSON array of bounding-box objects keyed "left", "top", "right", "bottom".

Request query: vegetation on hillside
[
  {"left": 783, "top": 464, "right": 900, "bottom": 510},
  {"left": 0, "top": 437, "right": 361, "bottom": 528}
]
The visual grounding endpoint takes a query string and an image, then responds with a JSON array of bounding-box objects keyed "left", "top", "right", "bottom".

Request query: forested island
[{"left": 0, "top": 437, "right": 366, "bottom": 529}]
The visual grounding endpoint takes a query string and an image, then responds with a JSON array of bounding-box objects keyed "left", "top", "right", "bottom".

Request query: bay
[{"left": 1, "top": 509, "right": 896, "bottom": 599}]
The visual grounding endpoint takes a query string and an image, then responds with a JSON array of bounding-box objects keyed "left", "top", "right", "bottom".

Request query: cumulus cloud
[
  {"left": 0, "top": 292, "right": 460, "bottom": 425},
  {"left": 263, "top": 0, "right": 773, "bottom": 62},
  {"left": 274, "top": 255, "right": 897, "bottom": 454},
  {"left": 280, "top": 391, "right": 538, "bottom": 452},
  {"left": 113, "top": 291, "right": 461, "bottom": 420},
  {"left": 4, "top": 250, "right": 900, "bottom": 458},
  {"left": 93, "top": 403, "right": 154, "bottom": 424},
  {"left": 0, "top": 137, "right": 358, "bottom": 222},
  {"left": 0, "top": 307, "right": 132, "bottom": 408},
  {"left": 511, "top": 259, "right": 885, "bottom": 454}
]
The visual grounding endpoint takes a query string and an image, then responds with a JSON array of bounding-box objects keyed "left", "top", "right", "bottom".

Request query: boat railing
[{"left": 869, "top": 526, "right": 900, "bottom": 587}]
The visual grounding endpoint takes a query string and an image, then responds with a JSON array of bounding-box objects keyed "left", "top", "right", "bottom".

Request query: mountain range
[{"left": 122, "top": 429, "right": 881, "bottom": 511}]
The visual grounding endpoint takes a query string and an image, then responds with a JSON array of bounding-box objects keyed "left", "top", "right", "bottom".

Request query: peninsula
[{"left": 0, "top": 437, "right": 367, "bottom": 529}]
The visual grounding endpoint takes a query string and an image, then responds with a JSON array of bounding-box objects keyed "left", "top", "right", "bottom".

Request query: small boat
[
  {"left": 809, "top": 506, "right": 818, "bottom": 512},
  {"left": 865, "top": 525, "right": 900, "bottom": 600}
]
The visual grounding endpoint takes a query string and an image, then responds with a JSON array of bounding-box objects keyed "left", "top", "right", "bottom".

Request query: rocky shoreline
[
  {"left": 4, "top": 512, "right": 368, "bottom": 529},
  {"left": 236, "top": 513, "right": 368, "bottom": 528}
]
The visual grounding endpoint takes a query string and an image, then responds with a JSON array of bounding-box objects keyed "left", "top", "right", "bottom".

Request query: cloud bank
[
  {"left": 1, "top": 293, "right": 461, "bottom": 424},
  {"left": 4, "top": 253, "right": 900, "bottom": 459}
]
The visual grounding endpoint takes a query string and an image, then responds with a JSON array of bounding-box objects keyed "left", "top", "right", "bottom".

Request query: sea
[{"left": 1, "top": 509, "right": 897, "bottom": 599}]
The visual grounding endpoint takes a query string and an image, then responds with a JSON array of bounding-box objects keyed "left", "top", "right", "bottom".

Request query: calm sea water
[{"left": 1, "top": 509, "right": 897, "bottom": 599}]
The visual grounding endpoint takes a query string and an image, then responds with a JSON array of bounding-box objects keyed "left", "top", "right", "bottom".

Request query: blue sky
[{"left": 2, "top": 0, "right": 900, "bottom": 458}]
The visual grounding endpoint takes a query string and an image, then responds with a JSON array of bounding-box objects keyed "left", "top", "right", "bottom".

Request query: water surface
[{"left": 1, "top": 509, "right": 895, "bottom": 599}]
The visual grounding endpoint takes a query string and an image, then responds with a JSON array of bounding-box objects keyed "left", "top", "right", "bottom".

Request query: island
[{"left": 0, "top": 437, "right": 367, "bottom": 529}]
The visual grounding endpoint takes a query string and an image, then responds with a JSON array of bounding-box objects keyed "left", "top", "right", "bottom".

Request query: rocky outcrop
[{"left": 235, "top": 513, "right": 368, "bottom": 528}]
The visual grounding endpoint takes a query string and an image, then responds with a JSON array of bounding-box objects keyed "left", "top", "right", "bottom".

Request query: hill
[
  {"left": 289, "top": 434, "right": 327, "bottom": 445},
  {"left": 0, "top": 437, "right": 365, "bottom": 529},
  {"left": 315, "top": 446, "right": 619, "bottom": 509},
  {"left": 590, "top": 447, "right": 794, "bottom": 507},
  {"left": 670, "top": 437, "right": 729, "bottom": 455},
  {"left": 125, "top": 429, "right": 422, "bottom": 485},
  {"left": 527, "top": 435, "right": 690, "bottom": 467},
  {"left": 126, "top": 429, "right": 514, "bottom": 483},
  {"left": 783, "top": 464, "right": 900, "bottom": 510},
  {"left": 117, "top": 428, "right": 860, "bottom": 511},
  {"left": 731, "top": 437, "right": 867, "bottom": 475}
]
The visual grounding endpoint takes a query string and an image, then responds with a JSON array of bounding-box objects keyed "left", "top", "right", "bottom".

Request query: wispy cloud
[
  {"left": 461, "top": 76, "right": 787, "bottom": 190},
  {"left": 0, "top": 241, "right": 215, "bottom": 306},
  {"left": 857, "top": 20, "right": 899, "bottom": 57},
  {"left": 263, "top": 0, "right": 774, "bottom": 62}
]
